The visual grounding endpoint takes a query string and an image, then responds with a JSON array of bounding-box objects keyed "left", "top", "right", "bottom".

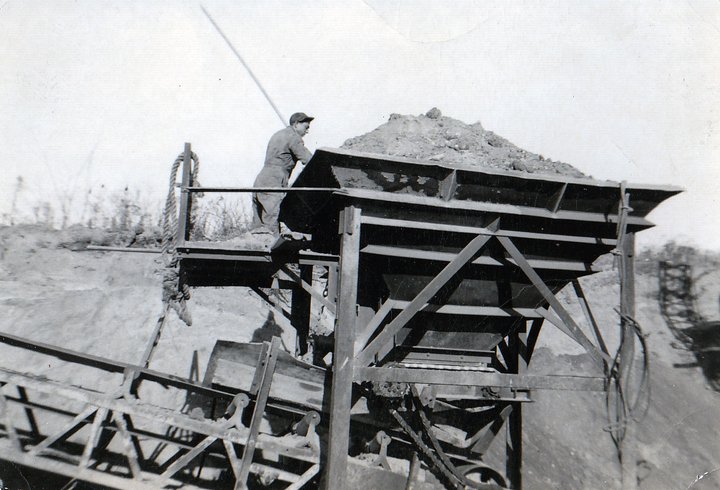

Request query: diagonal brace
[
  {"left": 497, "top": 236, "right": 609, "bottom": 369},
  {"left": 357, "top": 220, "right": 499, "bottom": 366}
]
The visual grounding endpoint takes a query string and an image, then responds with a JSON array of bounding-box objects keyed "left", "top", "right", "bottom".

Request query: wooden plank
[
  {"left": 79, "top": 407, "right": 109, "bottom": 469},
  {"left": 620, "top": 229, "right": 637, "bottom": 490},
  {"left": 280, "top": 264, "right": 336, "bottom": 314},
  {"left": 160, "top": 433, "right": 218, "bottom": 481},
  {"left": 345, "top": 188, "right": 655, "bottom": 227},
  {"left": 497, "top": 235, "right": 609, "bottom": 369},
  {"left": 439, "top": 169, "right": 458, "bottom": 201},
  {"left": 536, "top": 307, "right": 583, "bottom": 346},
  {"left": 0, "top": 391, "right": 21, "bottom": 451},
  {"left": 548, "top": 182, "right": 568, "bottom": 213},
  {"left": 223, "top": 439, "right": 242, "bottom": 480},
  {"left": 361, "top": 215, "right": 617, "bottom": 246},
  {"left": 237, "top": 337, "right": 281, "bottom": 489},
  {"left": 356, "top": 219, "right": 499, "bottom": 366},
  {"left": 16, "top": 385, "right": 40, "bottom": 437},
  {"left": 325, "top": 206, "right": 362, "bottom": 490},
  {"left": 572, "top": 280, "right": 609, "bottom": 355},
  {"left": 391, "top": 302, "right": 543, "bottom": 318},
  {"left": 526, "top": 318, "right": 544, "bottom": 362},
  {"left": 470, "top": 404, "right": 513, "bottom": 454},
  {"left": 361, "top": 244, "right": 598, "bottom": 273},
  {"left": 186, "top": 186, "right": 335, "bottom": 193},
  {"left": 29, "top": 406, "right": 98, "bottom": 456},
  {"left": 212, "top": 359, "right": 324, "bottom": 411},
  {"left": 286, "top": 464, "right": 320, "bottom": 490},
  {"left": 310, "top": 147, "right": 682, "bottom": 194},
  {"left": 354, "top": 367, "right": 605, "bottom": 391},
  {"left": 112, "top": 411, "right": 142, "bottom": 479},
  {"left": 506, "top": 324, "right": 527, "bottom": 489},
  {"left": 354, "top": 299, "right": 394, "bottom": 355}
]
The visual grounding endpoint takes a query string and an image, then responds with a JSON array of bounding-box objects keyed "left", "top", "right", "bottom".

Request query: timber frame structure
[{"left": 0, "top": 143, "right": 680, "bottom": 489}]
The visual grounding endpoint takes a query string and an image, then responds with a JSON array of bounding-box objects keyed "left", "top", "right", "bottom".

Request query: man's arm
[{"left": 289, "top": 134, "right": 313, "bottom": 165}]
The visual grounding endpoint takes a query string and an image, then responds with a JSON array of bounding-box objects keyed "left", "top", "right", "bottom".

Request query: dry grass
[{"left": 1, "top": 176, "right": 253, "bottom": 246}]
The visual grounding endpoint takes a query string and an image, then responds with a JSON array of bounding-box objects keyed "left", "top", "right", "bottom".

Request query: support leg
[{"left": 325, "top": 206, "right": 361, "bottom": 490}]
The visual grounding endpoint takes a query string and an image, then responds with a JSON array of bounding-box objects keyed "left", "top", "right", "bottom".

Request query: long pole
[{"left": 200, "top": 5, "right": 286, "bottom": 126}]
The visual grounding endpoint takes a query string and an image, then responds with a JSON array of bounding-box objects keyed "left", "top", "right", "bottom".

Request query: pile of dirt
[{"left": 341, "top": 108, "right": 588, "bottom": 178}]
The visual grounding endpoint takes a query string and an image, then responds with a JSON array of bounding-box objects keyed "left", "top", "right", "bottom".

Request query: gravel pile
[{"left": 341, "top": 108, "right": 588, "bottom": 178}]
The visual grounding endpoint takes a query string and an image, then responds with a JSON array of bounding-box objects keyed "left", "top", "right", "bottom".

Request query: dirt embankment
[{"left": 341, "top": 108, "right": 588, "bottom": 178}]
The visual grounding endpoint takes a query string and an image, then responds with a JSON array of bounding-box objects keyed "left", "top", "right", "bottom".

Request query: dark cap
[{"left": 289, "top": 112, "right": 314, "bottom": 125}]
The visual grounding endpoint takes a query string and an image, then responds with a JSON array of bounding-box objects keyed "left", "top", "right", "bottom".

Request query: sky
[{"left": 1, "top": 0, "right": 718, "bottom": 249}]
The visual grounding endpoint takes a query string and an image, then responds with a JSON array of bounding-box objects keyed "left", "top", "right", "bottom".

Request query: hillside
[{"left": 0, "top": 224, "right": 719, "bottom": 489}]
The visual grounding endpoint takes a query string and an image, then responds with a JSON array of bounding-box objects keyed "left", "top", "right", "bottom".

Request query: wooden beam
[
  {"left": 176, "top": 142, "right": 193, "bottom": 246},
  {"left": 346, "top": 188, "right": 654, "bottom": 228},
  {"left": 391, "top": 301, "right": 544, "bottom": 318},
  {"left": 356, "top": 219, "right": 499, "bottom": 366},
  {"left": 354, "top": 299, "right": 394, "bottom": 355},
  {"left": 439, "top": 169, "right": 458, "bottom": 201},
  {"left": 361, "top": 215, "right": 617, "bottom": 246},
  {"left": 548, "top": 182, "right": 568, "bottom": 213},
  {"left": 280, "top": 264, "right": 336, "bottom": 315},
  {"left": 0, "top": 390, "right": 21, "bottom": 451},
  {"left": 354, "top": 367, "right": 605, "bottom": 391},
  {"left": 497, "top": 236, "right": 609, "bottom": 369},
  {"left": 79, "top": 407, "right": 109, "bottom": 469},
  {"left": 572, "top": 280, "right": 609, "bottom": 355},
  {"left": 237, "top": 337, "right": 281, "bottom": 489},
  {"left": 620, "top": 229, "right": 637, "bottom": 490},
  {"left": 325, "top": 206, "right": 362, "bottom": 490},
  {"left": 185, "top": 186, "right": 335, "bottom": 193},
  {"left": 361, "top": 244, "right": 598, "bottom": 272},
  {"left": 112, "top": 411, "right": 142, "bottom": 480},
  {"left": 470, "top": 404, "right": 513, "bottom": 454},
  {"left": 29, "top": 406, "right": 99, "bottom": 456},
  {"left": 506, "top": 323, "right": 527, "bottom": 489}
]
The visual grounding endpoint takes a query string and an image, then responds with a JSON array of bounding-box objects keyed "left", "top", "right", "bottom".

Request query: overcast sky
[{"left": 1, "top": 1, "right": 718, "bottom": 248}]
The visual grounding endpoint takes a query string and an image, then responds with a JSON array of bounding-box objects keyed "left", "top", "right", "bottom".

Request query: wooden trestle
[{"left": 0, "top": 144, "right": 680, "bottom": 489}]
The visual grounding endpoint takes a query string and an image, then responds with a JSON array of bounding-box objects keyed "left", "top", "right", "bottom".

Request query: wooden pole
[
  {"left": 620, "top": 231, "right": 637, "bottom": 490},
  {"left": 291, "top": 265, "right": 313, "bottom": 357},
  {"left": 324, "top": 206, "right": 361, "bottom": 489},
  {"left": 506, "top": 322, "right": 527, "bottom": 489},
  {"left": 176, "top": 143, "right": 193, "bottom": 246}
]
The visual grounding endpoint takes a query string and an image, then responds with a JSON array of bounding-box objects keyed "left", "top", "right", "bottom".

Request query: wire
[
  {"left": 200, "top": 5, "right": 287, "bottom": 127},
  {"left": 603, "top": 310, "right": 651, "bottom": 451}
]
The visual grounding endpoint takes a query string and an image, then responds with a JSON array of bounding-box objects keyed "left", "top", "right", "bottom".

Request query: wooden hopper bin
[{"left": 281, "top": 147, "right": 680, "bottom": 367}]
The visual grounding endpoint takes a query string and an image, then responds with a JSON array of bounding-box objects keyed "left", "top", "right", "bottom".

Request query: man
[{"left": 251, "top": 112, "right": 314, "bottom": 236}]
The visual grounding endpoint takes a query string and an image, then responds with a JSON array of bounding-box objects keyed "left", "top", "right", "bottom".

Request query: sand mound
[{"left": 342, "top": 108, "right": 588, "bottom": 178}]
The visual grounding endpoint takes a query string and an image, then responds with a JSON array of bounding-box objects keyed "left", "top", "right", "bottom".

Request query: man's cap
[{"left": 289, "top": 112, "right": 314, "bottom": 125}]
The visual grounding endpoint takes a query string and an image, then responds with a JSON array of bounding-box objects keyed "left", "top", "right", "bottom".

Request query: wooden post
[
  {"left": 620, "top": 231, "right": 637, "bottom": 490},
  {"left": 291, "top": 265, "right": 313, "bottom": 357},
  {"left": 176, "top": 142, "right": 193, "bottom": 246},
  {"left": 324, "top": 206, "right": 361, "bottom": 489},
  {"left": 506, "top": 322, "right": 527, "bottom": 489}
]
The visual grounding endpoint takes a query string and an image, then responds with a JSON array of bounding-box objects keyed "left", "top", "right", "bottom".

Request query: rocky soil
[{"left": 341, "top": 109, "right": 588, "bottom": 178}]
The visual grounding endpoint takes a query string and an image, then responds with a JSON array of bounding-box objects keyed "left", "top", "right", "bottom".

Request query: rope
[
  {"left": 603, "top": 311, "right": 651, "bottom": 452},
  {"left": 161, "top": 151, "right": 200, "bottom": 326}
]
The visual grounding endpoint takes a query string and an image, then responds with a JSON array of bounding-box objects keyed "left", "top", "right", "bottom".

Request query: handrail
[{"left": 184, "top": 186, "right": 339, "bottom": 193}]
